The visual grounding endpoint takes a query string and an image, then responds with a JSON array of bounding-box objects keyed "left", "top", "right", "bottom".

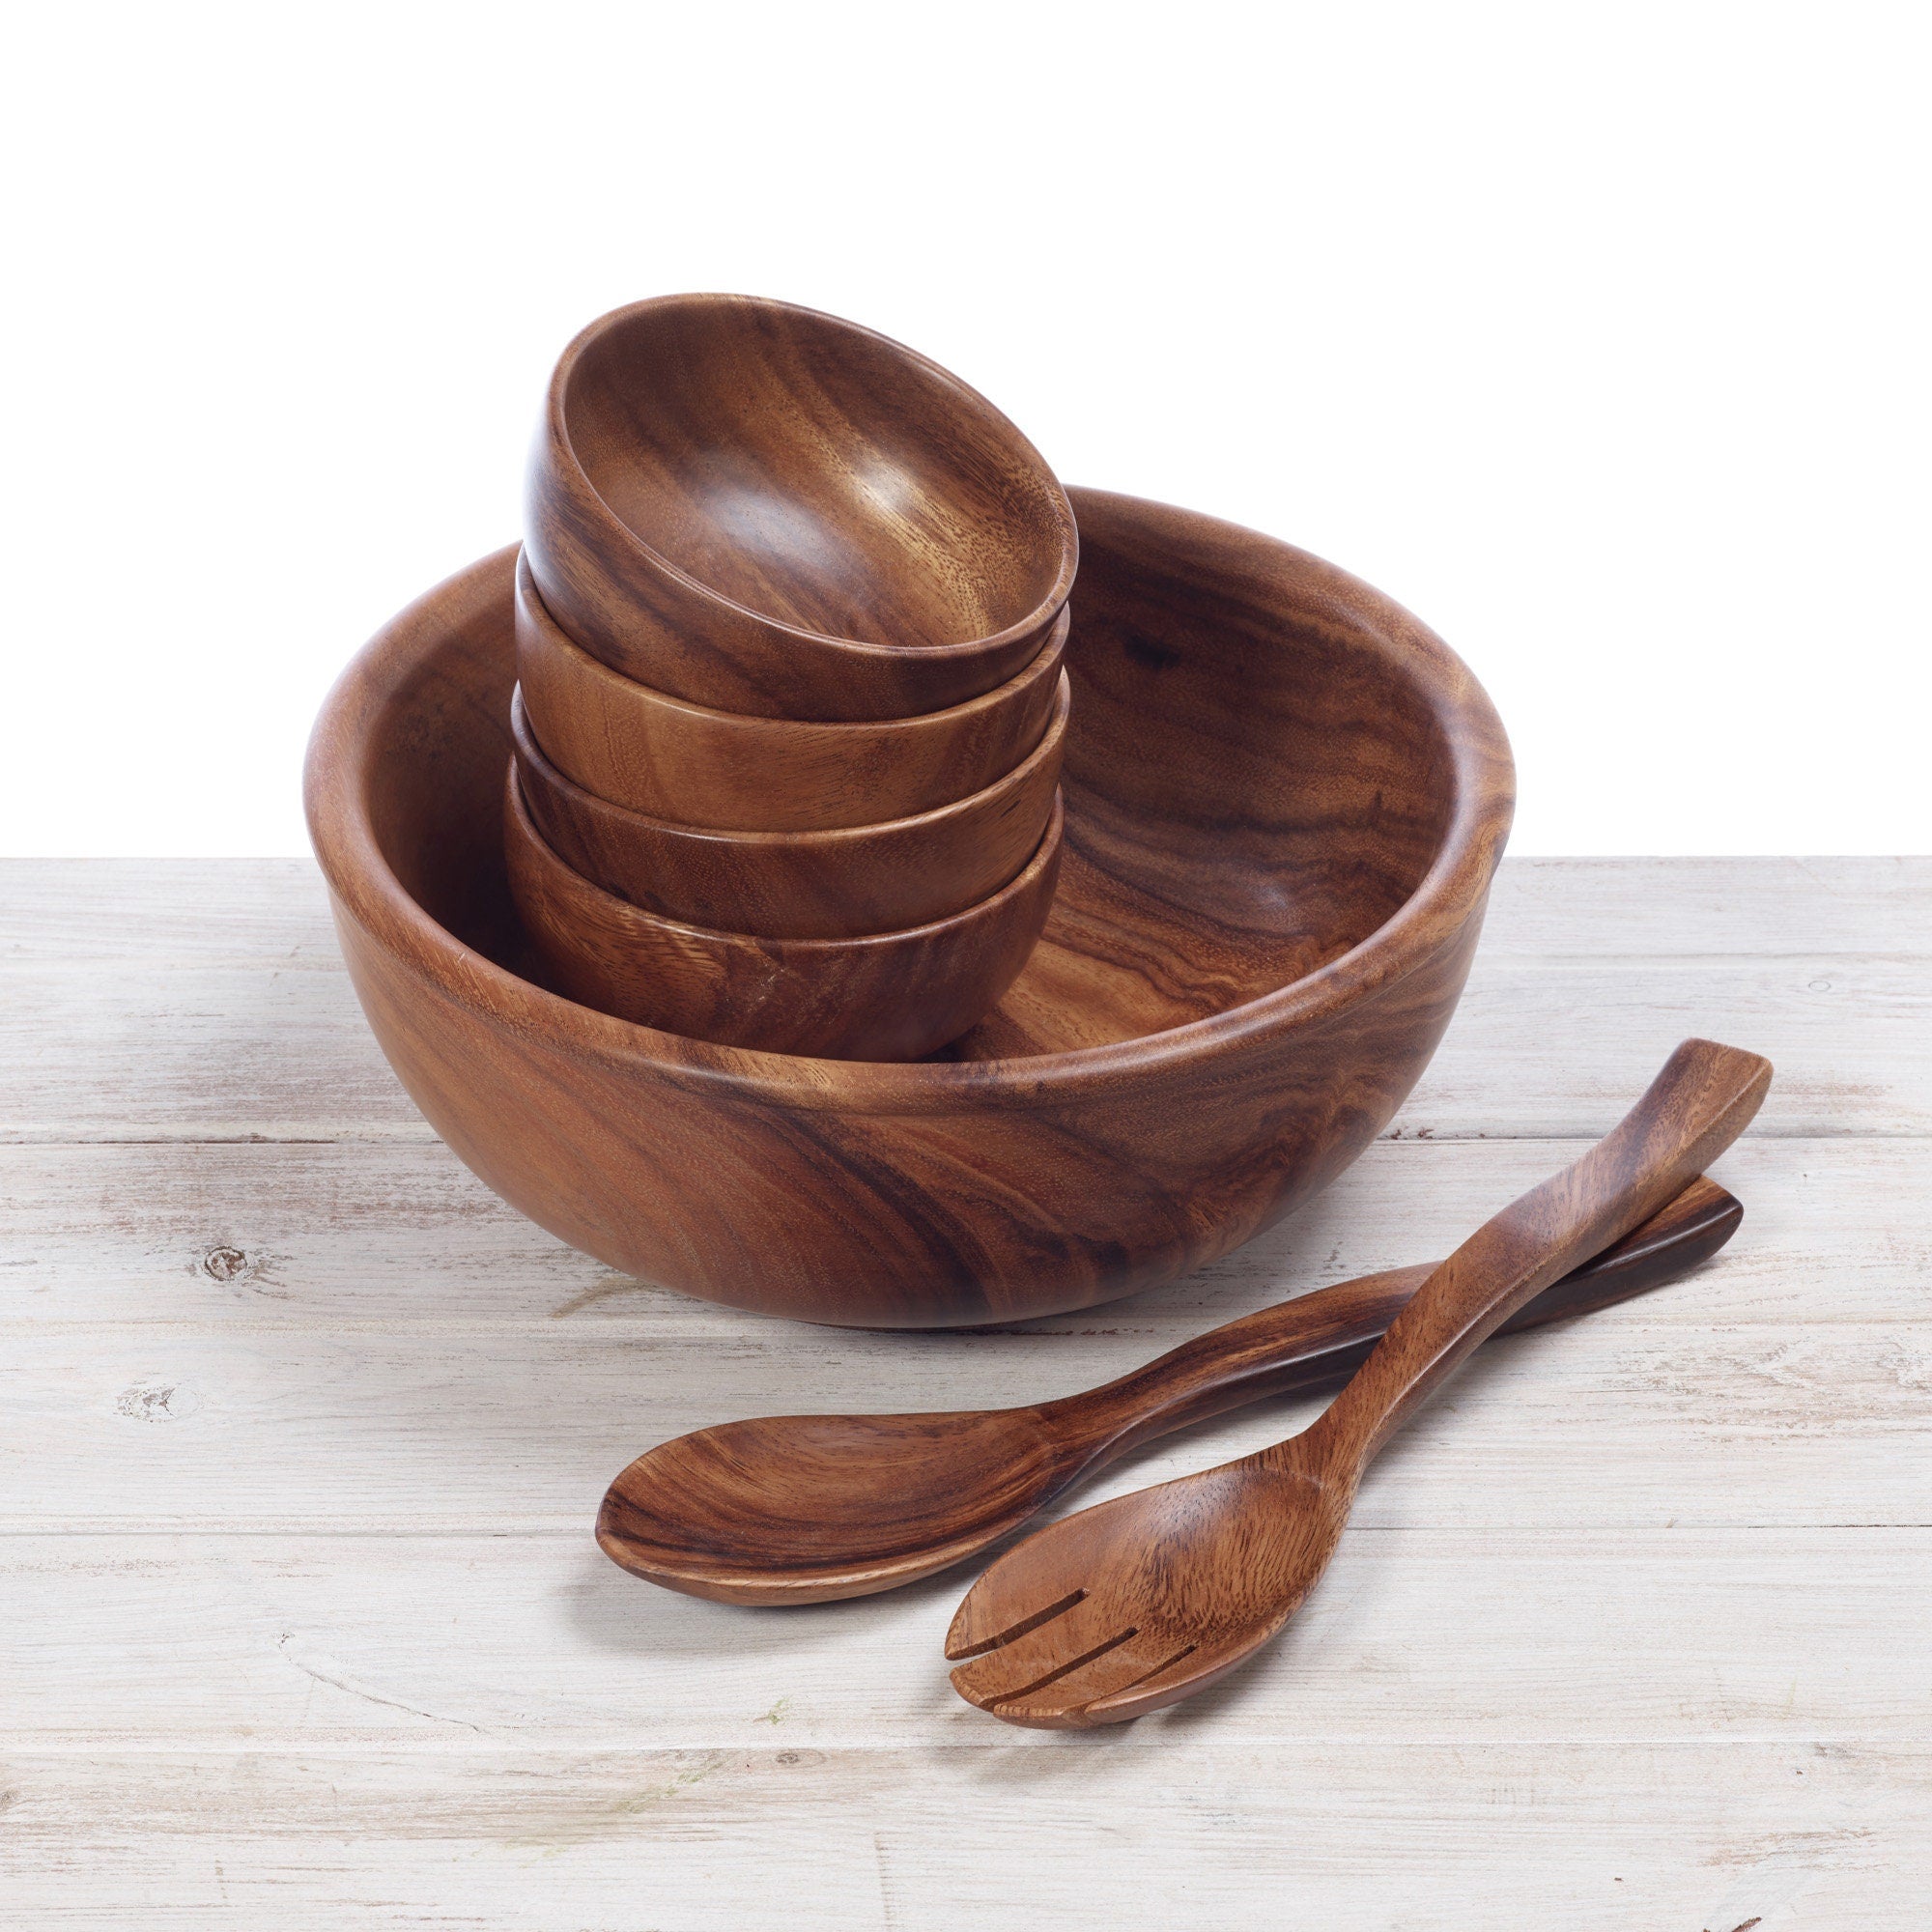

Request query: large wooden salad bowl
[{"left": 305, "top": 488, "right": 1513, "bottom": 1325}]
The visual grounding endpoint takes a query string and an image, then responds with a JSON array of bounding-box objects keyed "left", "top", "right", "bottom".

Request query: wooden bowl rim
[
  {"left": 510, "top": 675, "right": 1069, "bottom": 854},
  {"left": 516, "top": 550, "right": 1071, "bottom": 733},
  {"left": 544, "top": 293, "right": 1079, "bottom": 662},
  {"left": 305, "top": 493, "right": 1513, "bottom": 1111},
  {"left": 509, "top": 766, "right": 1065, "bottom": 953}
]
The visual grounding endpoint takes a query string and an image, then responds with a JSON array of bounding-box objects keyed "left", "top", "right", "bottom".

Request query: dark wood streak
[
  {"left": 524, "top": 294, "right": 1078, "bottom": 721},
  {"left": 304, "top": 487, "right": 1515, "bottom": 1326},
  {"left": 595, "top": 1177, "right": 1742, "bottom": 1603}
]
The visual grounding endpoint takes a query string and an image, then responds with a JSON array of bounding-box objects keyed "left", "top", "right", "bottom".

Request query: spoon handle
[
  {"left": 1050, "top": 1175, "right": 1740, "bottom": 1463},
  {"left": 1302, "top": 1037, "right": 1772, "bottom": 1473}
]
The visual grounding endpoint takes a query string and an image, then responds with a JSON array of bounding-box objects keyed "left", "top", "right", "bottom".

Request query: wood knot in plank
[{"left": 116, "top": 1378, "right": 201, "bottom": 1422}]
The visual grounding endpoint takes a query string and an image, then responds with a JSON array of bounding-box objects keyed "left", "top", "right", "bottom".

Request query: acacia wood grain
[
  {"left": 504, "top": 765, "right": 1062, "bottom": 1059},
  {"left": 303, "top": 487, "right": 1515, "bottom": 1324},
  {"left": 947, "top": 1039, "right": 1774, "bottom": 1725},
  {"left": 524, "top": 294, "right": 1077, "bottom": 720},
  {"left": 596, "top": 1177, "right": 1740, "bottom": 1603},
  {"left": 510, "top": 677, "right": 1067, "bottom": 940},
  {"left": 515, "top": 551, "right": 1068, "bottom": 831}
]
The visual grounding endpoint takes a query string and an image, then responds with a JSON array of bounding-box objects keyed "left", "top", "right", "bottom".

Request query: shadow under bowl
[
  {"left": 524, "top": 293, "right": 1077, "bottom": 721},
  {"left": 305, "top": 487, "right": 1513, "bottom": 1326},
  {"left": 509, "top": 675, "right": 1067, "bottom": 940},
  {"left": 514, "top": 552, "right": 1068, "bottom": 832}
]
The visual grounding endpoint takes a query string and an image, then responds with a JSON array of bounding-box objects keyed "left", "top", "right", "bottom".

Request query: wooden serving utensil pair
[{"left": 601, "top": 1039, "right": 1771, "bottom": 1727}]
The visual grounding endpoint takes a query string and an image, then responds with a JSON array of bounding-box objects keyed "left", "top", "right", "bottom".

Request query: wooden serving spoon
[
  {"left": 597, "top": 1173, "right": 1744, "bottom": 1606},
  {"left": 945, "top": 1037, "right": 1772, "bottom": 1726}
]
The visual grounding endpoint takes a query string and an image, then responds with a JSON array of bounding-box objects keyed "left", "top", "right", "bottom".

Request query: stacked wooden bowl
[{"left": 507, "top": 295, "right": 1079, "bottom": 1061}]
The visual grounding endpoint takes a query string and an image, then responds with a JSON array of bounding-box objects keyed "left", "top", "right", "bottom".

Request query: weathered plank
[
  {"left": 0, "top": 965, "right": 425, "bottom": 1143},
  {"left": 4, "top": 1529, "right": 1929, "bottom": 1747},
  {"left": 1405, "top": 949, "right": 1932, "bottom": 1139},
  {"left": 1, "top": 1744, "right": 1924, "bottom": 1930},
  {"left": 2, "top": 952, "right": 1925, "bottom": 1140},
  {"left": 4, "top": 1313, "right": 1925, "bottom": 1534},
  {"left": 1481, "top": 854, "right": 1932, "bottom": 956},
  {"left": 0, "top": 858, "right": 337, "bottom": 966},
  {"left": 0, "top": 1135, "right": 1916, "bottom": 1331},
  {"left": 7, "top": 856, "right": 1929, "bottom": 964},
  {"left": 2, "top": 857, "right": 1925, "bottom": 1929},
  {"left": 3, "top": 861, "right": 1928, "bottom": 1143}
]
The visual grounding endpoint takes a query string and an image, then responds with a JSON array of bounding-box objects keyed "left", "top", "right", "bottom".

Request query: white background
[{"left": 4, "top": 1, "right": 1926, "bottom": 857}]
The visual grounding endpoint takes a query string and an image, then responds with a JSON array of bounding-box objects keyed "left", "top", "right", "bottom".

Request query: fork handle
[
  {"left": 1299, "top": 1038, "right": 1773, "bottom": 1474},
  {"left": 1050, "top": 1175, "right": 1741, "bottom": 1463}
]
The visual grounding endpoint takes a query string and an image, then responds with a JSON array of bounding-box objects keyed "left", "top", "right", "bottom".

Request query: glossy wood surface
[
  {"left": 510, "top": 678, "right": 1067, "bottom": 940},
  {"left": 303, "top": 486, "right": 1514, "bottom": 1324},
  {"left": 515, "top": 551, "right": 1068, "bottom": 831},
  {"left": 505, "top": 766, "right": 1062, "bottom": 1060},
  {"left": 596, "top": 1178, "right": 1740, "bottom": 1604},
  {"left": 947, "top": 1039, "right": 1774, "bottom": 1724},
  {"left": 524, "top": 295, "right": 1077, "bottom": 720}
]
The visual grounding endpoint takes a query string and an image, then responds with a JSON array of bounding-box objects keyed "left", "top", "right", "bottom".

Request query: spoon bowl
[{"left": 601, "top": 1408, "right": 1064, "bottom": 1605}]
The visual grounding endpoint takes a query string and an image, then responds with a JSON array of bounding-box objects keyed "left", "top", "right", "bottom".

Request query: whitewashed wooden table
[{"left": 3, "top": 857, "right": 1927, "bottom": 1929}]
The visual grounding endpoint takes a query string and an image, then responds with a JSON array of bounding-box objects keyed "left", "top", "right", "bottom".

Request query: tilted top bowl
[
  {"left": 305, "top": 488, "right": 1513, "bottom": 1327},
  {"left": 524, "top": 294, "right": 1079, "bottom": 721}
]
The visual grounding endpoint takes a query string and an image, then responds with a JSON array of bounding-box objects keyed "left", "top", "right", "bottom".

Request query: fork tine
[
  {"left": 947, "top": 1590, "right": 1141, "bottom": 1713},
  {"left": 1075, "top": 1637, "right": 1260, "bottom": 1725},
  {"left": 965, "top": 1627, "right": 1203, "bottom": 1729},
  {"left": 944, "top": 1486, "right": 1150, "bottom": 1662}
]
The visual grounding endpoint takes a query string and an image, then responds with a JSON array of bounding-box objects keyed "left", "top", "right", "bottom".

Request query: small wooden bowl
[
  {"left": 524, "top": 294, "right": 1078, "bottom": 721},
  {"left": 514, "top": 552, "right": 1068, "bottom": 833},
  {"left": 509, "top": 676, "right": 1067, "bottom": 940},
  {"left": 306, "top": 488, "right": 1514, "bottom": 1326},
  {"left": 503, "top": 766, "right": 1063, "bottom": 1060}
]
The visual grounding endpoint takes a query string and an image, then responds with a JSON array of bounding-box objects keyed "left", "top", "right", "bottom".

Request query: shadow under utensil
[{"left": 558, "top": 1545, "right": 905, "bottom": 1662}]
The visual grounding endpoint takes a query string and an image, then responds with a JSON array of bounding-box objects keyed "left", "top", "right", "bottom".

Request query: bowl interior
[
  {"left": 365, "top": 491, "right": 1465, "bottom": 1063},
  {"left": 561, "top": 298, "right": 1071, "bottom": 649}
]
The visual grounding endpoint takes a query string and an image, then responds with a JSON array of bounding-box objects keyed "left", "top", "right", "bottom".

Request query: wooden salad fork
[
  {"left": 598, "top": 1178, "right": 1744, "bottom": 1606},
  {"left": 946, "top": 1037, "right": 1773, "bottom": 1727}
]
